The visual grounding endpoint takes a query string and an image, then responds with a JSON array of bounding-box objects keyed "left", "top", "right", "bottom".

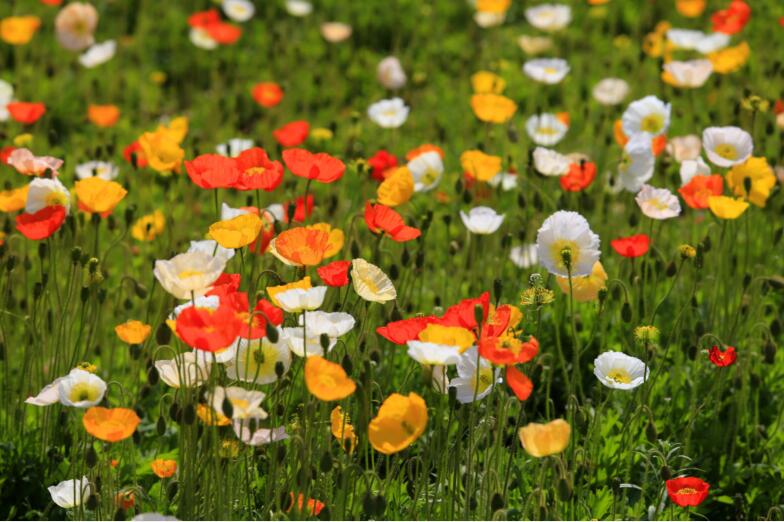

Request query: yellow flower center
[
  {"left": 543, "top": 67, "right": 558, "bottom": 74},
  {"left": 45, "top": 192, "right": 67, "bottom": 206},
  {"left": 677, "top": 487, "right": 698, "bottom": 495},
  {"left": 230, "top": 398, "right": 250, "bottom": 411},
  {"left": 178, "top": 270, "right": 204, "bottom": 279},
  {"left": 715, "top": 143, "right": 737, "bottom": 160},
  {"left": 549, "top": 239, "right": 580, "bottom": 273},
  {"left": 69, "top": 383, "right": 100, "bottom": 403},
  {"left": 537, "top": 126, "right": 559, "bottom": 136},
  {"left": 640, "top": 113, "right": 664, "bottom": 134},
  {"left": 245, "top": 166, "right": 267, "bottom": 177},
  {"left": 647, "top": 197, "right": 669, "bottom": 210},
  {"left": 607, "top": 368, "right": 632, "bottom": 384}
]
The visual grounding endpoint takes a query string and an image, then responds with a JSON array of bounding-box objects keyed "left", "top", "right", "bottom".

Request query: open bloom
[
  {"left": 252, "top": 82, "right": 283, "bottom": 107},
  {"left": 321, "top": 21, "right": 352, "bottom": 43},
  {"left": 679, "top": 174, "right": 723, "bottom": 209},
  {"left": 75, "top": 177, "right": 127, "bottom": 215},
  {"left": 702, "top": 126, "right": 752, "bottom": 167},
  {"left": 461, "top": 150, "right": 502, "bottom": 182},
  {"left": 680, "top": 157, "right": 711, "bottom": 185},
  {"left": 709, "top": 345, "right": 737, "bottom": 367},
  {"left": 282, "top": 148, "right": 344, "bottom": 183},
  {"left": 536, "top": 210, "right": 601, "bottom": 277},
  {"left": 617, "top": 133, "right": 655, "bottom": 193},
  {"left": 523, "top": 58, "right": 570, "bottom": 84},
  {"left": 275, "top": 286, "right": 328, "bottom": 313},
  {"left": 274, "top": 120, "right": 309, "bottom": 147},
  {"left": 365, "top": 202, "right": 421, "bottom": 242},
  {"left": 449, "top": 347, "right": 500, "bottom": 403},
  {"left": 211, "top": 386, "right": 267, "bottom": 420},
  {"left": 209, "top": 213, "right": 263, "bottom": 249},
  {"left": 533, "top": 147, "right": 570, "bottom": 176},
  {"left": 526, "top": 113, "right": 568, "bottom": 146},
  {"left": 56, "top": 368, "right": 106, "bottom": 408},
  {"left": 594, "top": 351, "right": 648, "bottom": 390},
  {"left": 115, "top": 320, "right": 151, "bottom": 345},
  {"left": 153, "top": 251, "right": 226, "bottom": 300},
  {"left": 185, "top": 154, "right": 239, "bottom": 189},
  {"left": 351, "top": 258, "right": 396, "bottom": 302},
  {"left": 662, "top": 59, "right": 713, "bottom": 88},
  {"left": 712, "top": 0, "right": 750, "bottom": 34},
  {"left": 234, "top": 147, "right": 284, "bottom": 191},
  {"left": 708, "top": 195, "right": 748, "bottom": 219},
  {"left": 471, "top": 71, "right": 506, "bottom": 94},
  {"left": 26, "top": 178, "right": 70, "bottom": 214},
  {"left": 377, "top": 166, "right": 414, "bottom": 206},
  {"left": 611, "top": 234, "right": 650, "bottom": 258},
  {"left": 79, "top": 40, "right": 116, "bottom": 68},
  {"left": 0, "top": 16, "right": 41, "bottom": 45},
  {"left": 49, "top": 477, "right": 91, "bottom": 509},
  {"left": 7, "top": 148, "right": 63, "bottom": 176},
  {"left": 222, "top": 0, "right": 254, "bottom": 22},
  {"left": 83, "top": 407, "right": 140, "bottom": 442},
  {"left": 155, "top": 352, "right": 211, "bottom": 388},
  {"left": 271, "top": 225, "right": 343, "bottom": 266},
  {"left": 368, "top": 98, "right": 409, "bottom": 128},
  {"left": 479, "top": 334, "right": 539, "bottom": 365},
  {"left": 368, "top": 392, "right": 427, "bottom": 454},
  {"left": 317, "top": 260, "right": 351, "bottom": 287},
  {"left": 16, "top": 205, "right": 67, "bottom": 240},
  {"left": 7, "top": 102, "right": 46, "bottom": 124},
  {"left": 518, "top": 419, "right": 571, "bottom": 457},
  {"left": 635, "top": 185, "right": 681, "bottom": 220},
  {"left": 510, "top": 244, "right": 538, "bottom": 269},
  {"left": 55, "top": 2, "right": 98, "bottom": 51},
  {"left": 377, "top": 56, "right": 406, "bottom": 90},
  {"left": 592, "top": 78, "right": 629, "bottom": 106},
  {"left": 460, "top": 206, "right": 504, "bottom": 235},
  {"left": 622, "top": 95, "right": 671, "bottom": 137},
  {"left": 666, "top": 477, "right": 710, "bottom": 507},
  {"left": 726, "top": 157, "right": 775, "bottom": 207},
  {"left": 560, "top": 161, "right": 596, "bottom": 192},
  {"left": 76, "top": 160, "right": 118, "bottom": 180},
  {"left": 470, "top": 94, "right": 517, "bottom": 123},
  {"left": 176, "top": 304, "right": 241, "bottom": 352},
  {"left": 525, "top": 4, "right": 571, "bottom": 32},
  {"left": 233, "top": 422, "right": 288, "bottom": 446},
  {"left": 151, "top": 459, "right": 177, "bottom": 479},
  {"left": 305, "top": 356, "right": 356, "bottom": 401}
]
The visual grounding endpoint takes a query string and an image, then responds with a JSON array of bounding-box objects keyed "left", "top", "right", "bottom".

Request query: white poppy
[
  {"left": 695, "top": 32, "right": 730, "bottom": 54},
  {"left": 276, "top": 286, "right": 327, "bottom": 313},
  {"left": 222, "top": 0, "right": 255, "bottom": 22},
  {"left": 226, "top": 335, "right": 291, "bottom": 384},
  {"left": 449, "top": 347, "right": 501, "bottom": 403},
  {"left": 153, "top": 251, "right": 226, "bottom": 300},
  {"left": 265, "top": 203, "right": 286, "bottom": 222},
  {"left": 281, "top": 326, "right": 336, "bottom": 357},
  {"left": 377, "top": 56, "right": 406, "bottom": 90},
  {"left": 75, "top": 160, "right": 119, "bottom": 180},
  {"left": 78, "top": 40, "right": 116, "bottom": 68},
  {"left": 487, "top": 172, "right": 518, "bottom": 191},
  {"left": 0, "top": 79, "right": 13, "bottom": 121},
  {"left": 702, "top": 126, "right": 753, "bottom": 167},
  {"left": 621, "top": 95, "right": 671, "bottom": 137},
  {"left": 680, "top": 157, "right": 711, "bottom": 186},
  {"left": 26, "top": 178, "right": 71, "bottom": 214},
  {"left": 666, "top": 135, "right": 702, "bottom": 162},
  {"left": 155, "top": 352, "right": 211, "bottom": 388},
  {"left": 285, "top": 0, "right": 313, "bottom": 16},
  {"left": 663, "top": 59, "right": 713, "bottom": 88},
  {"left": 594, "top": 351, "right": 649, "bottom": 390},
  {"left": 592, "top": 78, "right": 629, "bottom": 106},
  {"left": 189, "top": 27, "right": 218, "bottom": 50},
  {"left": 517, "top": 34, "right": 553, "bottom": 55},
  {"left": 526, "top": 113, "right": 568, "bottom": 146},
  {"left": 533, "top": 147, "right": 570, "bottom": 176},
  {"left": 58, "top": 369, "right": 106, "bottom": 408},
  {"left": 49, "top": 477, "right": 91, "bottom": 509},
  {"left": 617, "top": 133, "right": 655, "bottom": 193},
  {"left": 523, "top": 58, "right": 570, "bottom": 84},
  {"left": 233, "top": 421, "right": 288, "bottom": 446},
  {"left": 25, "top": 377, "right": 64, "bottom": 406},
  {"left": 299, "top": 311, "right": 355, "bottom": 338},
  {"left": 510, "top": 244, "right": 538, "bottom": 269},
  {"left": 368, "top": 98, "right": 409, "bottom": 128},
  {"left": 525, "top": 3, "right": 571, "bottom": 32},
  {"left": 211, "top": 386, "right": 267, "bottom": 420},
  {"left": 407, "top": 340, "right": 463, "bottom": 366},
  {"left": 407, "top": 151, "right": 443, "bottom": 192},
  {"left": 188, "top": 239, "right": 235, "bottom": 263},
  {"left": 460, "top": 206, "right": 505, "bottom": 235},
  {"left": 635, "top": 185, "right": 681, "bottom": 220},
  {"left": 351, "top": 259, "right": 396, "bottom": 303},
  {"left": 220, "top": 202, "right": 251, "bottom": 220},
  {"left": 536, "top": 210, "right": 601, "bottom": 277},
  {"left": 216, "top": 138, "right": 254, "bottom": 157},
  {"left": 666, "top": 28, "right": 704, "bottom": 50}
]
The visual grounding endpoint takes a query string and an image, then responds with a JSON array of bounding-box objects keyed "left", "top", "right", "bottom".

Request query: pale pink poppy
[
  {"left": 55, "top": 2, "right": 98, "bottom": 51},
  {"left": 7, "top": 148, "right": 64, "bottom": 176}
]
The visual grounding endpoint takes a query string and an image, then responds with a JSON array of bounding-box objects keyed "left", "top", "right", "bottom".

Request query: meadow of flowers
[{"left": 1, "top": 0, "right": 783, "bottom": 520}]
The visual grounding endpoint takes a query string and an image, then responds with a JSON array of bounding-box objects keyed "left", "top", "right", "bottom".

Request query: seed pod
[
  {"left": 167, "top": 480, "right": 179, "bottom": 500},
  {"left": 621, "top": 301, "right": 632, "bottom": 322},
  {"left": 341, "top": 354, "right": 353, "bottom": 375},
  {"left": 319, "top": 451, "right": 333, "bottom": 472},
  {"left": 156, "top": 324, "right": 172, "bottom": 345},
  {"left": 85, "top": 446, "right": 98, "bottom": 468},
  {"left": 182, "top": 403, "right": 196, "bottom": 425}
]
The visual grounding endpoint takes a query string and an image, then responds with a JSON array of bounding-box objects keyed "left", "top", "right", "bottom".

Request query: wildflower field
[{"left": 1, "top": 0, "right": 784, "bottom": 520}]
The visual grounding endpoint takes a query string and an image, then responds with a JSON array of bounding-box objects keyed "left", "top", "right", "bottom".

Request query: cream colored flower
[
  {"left": 351, "top": 258, "right": 396, "bottom": 303},
  {"left": 517, "top": 34, "right": 552, "bottom": 55},
  {"left": 592, "top": 78, "right": 629, "bottom": 106},
  {"left": 525, "top": 3, "right": 571, "bottom": 32},
  {"left": 377, "top": 56, "right": 407, "bottom": 90},
  {"left": 321, "top": 22, "right": 352, "bottom": 43},
  {"left": 533, "top": 147, "right": 570, "bottom": 176},
  {"left": 666, "top": 135, "right": 702, "bottom": 162},
  {"left": 211, "top": 386, "right": 267, "bottom": 420},
  {"left": 227, "top": 336, "right": 291, "bottom": 384},
  {"left": 275, "top": 286, "right": 328, "bottom": 313},
  {"left": 153, "top": 251, "right": 226, "bottom": 300},
  {"left": 155, "top": 352, "right": 211, "bottom": 388},
  {"left": 55, "top": 2, "right": 98, "bottom": 51}
]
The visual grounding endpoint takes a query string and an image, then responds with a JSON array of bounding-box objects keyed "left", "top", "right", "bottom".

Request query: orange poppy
[
  {"left": 274, "top": 121, "right": 310, "bottom": 148},
  {"left": 87, "top": 104, "right": 120, "bottom": 127},
  {"left": 304, "top": 356, "right": 356, "bottom": 401},
  {"left": 114, "top": 320, "right": 152, "bottom": 345},
  {"left": 205, "top": 22, "right": 242, "bottom": 44},
  {"left": 364, "top": 201, "right": 421, "bottom": 242},
  {"left": 252, "top": 82, "right": 284, "bottom": 108},
  {"left": 272, "top": 226, "right": 333, "bottom": 266},
  {"left": 83, "top": 407, "right": 140, "bottom": 443},
  {"left": 151, "top": 459, "right": 177, "bottom": 478},
  {"left": 233, "top": 147, "right": 284, "bottom": 191},
  {"left": 678, "top": 174, "right": 724, "bottom": 209},
  {"left": 7, "top": 102, "right": 46, "bottom": 125}
]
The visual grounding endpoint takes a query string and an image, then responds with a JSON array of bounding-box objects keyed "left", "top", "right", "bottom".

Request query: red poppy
[
  {"left": 188, "top": 9, "right": 221, "bottom": 28},
  {"left": 288, "top": 493, "right": 324, "bottom": 516},
  {"left": 206, "top": 273, "right": 242, "bottom": 298},
  {"left": 233, "top": 148, "right": 284, "bottom": 191},
  {"left": 666, "top": 477, "right": 710, "bottom": 507},
  {"left": 679, "top": 175, "right": 723, "bottom": 210},
  {"left": 780, "top": 16, "right": 784, "bottom": 28},
  {"left": 205, "top": 22, "right": 242, "bottom": 44},
  {"left": 368, "top": 150, "right": 398, "bottom": 182},
  {"left": 123, "top": 141, "right": 148, "bottom": 168},
  {"left": 506, "top": 365, "right": 533, "bottom": 401},
  {"left": 282, "top": 148, "right": 345, "bottom": 184},
  {"left": 435, "top": 292, "right": 491, "bottom": 331},
  {"left": 185, "top": 154, "right": 240, "bottom": 189},
  {"left": 611, "top": 234, "right": 650, "bottom": 258},
  {"left": 480, "top": 304, "right": 513, "bottom": 338},
  {"left": 559, "top": 162, "right": 596, "bottom": 192},
  {"left": 40, "top": 0, "right": 63, "bottom": 5},
  {"left": 376, "top": 316, "right": 436, "bottom": 345},
  {"left": 364, "top": 202, "right": 421, "bottom": 242},
  {"left": 274, "top": 121, "right": 310, "bottom": 148},
  {"left": 282, "top": 195, "right": 314, "bottom": 223},
  {"left": 175, "top": 304, "right": 241, "bottom": 352},
  {"left": 0, "top": 146, "right": 17, "bottom": 165},
  {"left": 16, "top": 205, "right": 67, "bottom": 240},
  {"left": 712, "top": 0, "right": 751, "bottom": 35},
  {"left": 479, "top": 335, "right": 539, "bottom": 365},
  {"left": 252, "top": 82, "right": 284, "bottom": 108},
  {"left": 708, "top": 345, "right": 737, "bottom": 367},
  {"left": 224, "top": 292, "right": 284, "bottom": 339},
  {"left": 317, "top": 260, "right": 351, "bottom": 287},
  {"left": 775, "top": 100, "right": 784, "bottom": 115},
  {"left": 7, "top": 102, "right": 46, "bottom": 125}
]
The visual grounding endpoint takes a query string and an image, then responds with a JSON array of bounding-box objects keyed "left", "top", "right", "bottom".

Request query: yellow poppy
[
  {"left": 0, "top": 185, "right": 29, "bottom": 213},
  {"left": 377, "top": 166, "right": 414, "bottom": 207},
  {"left": 471, "top": 94, "right": 517, "bottom": 124},
  {"left": 471, "top": 71, "right": 506, "bottom": 94},
  {"left": 138, "top": 129, "right": 185, "bottom": 174},
  {"left": 418, "top": 324, "right": 475, "bottom": 350},
  {"left": 709, "top": 42, "right": 750, "bottom": 74},
  {"left": 0, "top": 16, "right": 41, "bottom": 45},
  {"left": 708, "top": 196, "right": 749, "bottom": 219},
  {"left": 556, "top": 261, "right": 608, "bottom": 302},
  {"left": 74, "top": 178, "right": 128, "bottom": 215},
  {"left": 330, "top": 406, "right": 358, "bottom": 453},
  {"left": 460, "top": 150, "right": 502, "bottom": 182},
  {"left": 726, "top": 157, "right": 776, "bottom": 207},
  {"left": 196, "top": 403, "right": 231, "bottom": 426},
  {"left": 476, "top": 0, "right": 510, "bottom": 14},
  {"left": 131, "top": 210, "right": 165, "bottom": 241},
  {"left": 518, "top": 419, "right": 571, "bottom": 457},
  {"left": 114, "top": 320, "right": 152, "bottom": 345},
  {"left": 675, "top": 0, "right": 706, "bottom": 17},
  {"left": 304, "top": 356, "right": 356, "bottom": 401},
  {"left": 368, "top": 392, "right": 427, "bottom": 455},
  {"left": 209, "top": 213, "right": 263, "bottom": 249}
]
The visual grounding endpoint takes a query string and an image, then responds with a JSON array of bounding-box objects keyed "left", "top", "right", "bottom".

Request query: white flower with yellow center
[
  {"left": 407, "top": 341, "right": 464, "bottom": 366},
  {"left": 449, "top": 347, "right": 501, "bottom": 403},
  {"left": 635, "top": 185, "right": 681, "bottom": 220},
  {"left": 526, "top": 113, "right": 568, "bottom": 146},
  {"left": 58, "top": 368, "right": 106, "bottom": 408},
  {"left": 460, "top": 206, "right": 505, "bottom": 235},
  {"left": 26, "top": 178, "right": 71, "bottom": 214},
  {"left": 285, "top": 0, "right": 312, "bottom": 17},
  {"left": 666, "top": 135, "right": 702, "bottom": 163},
  {"left": 281, "top": 326, "right": 336, "bottom": 357},
  {"left": 227, "top": 335, "right": 291, "bottom": 384},
  {"left": 211, "top": 386, "right": 267, "bottom": 420},
  {"left": 189, "top": 27, "right": 217, "bottom": 50},
  {"left": 155, "top": 352, "right": 211, "bottom": 389},
  {"left": 75, "top": 160, "right": 119, "bottom": 180},
  {"left": 368, "top": 98, "right": 409, "bottom": 128},
  {"left": 594, "top": 351, "right": 648, "bottom": 390},
  {"left": 702, "top": 126, "right": 753, "bottom": 168},
  {"left": 275, "top": 286, "right": 328, "bottom": 313},
  {"left": 592, "top": 78, "right": 629, "bottom": 106},
  {"left": 49, "top": 477, "right": 91, "bottom": 509},
  {"left": 664, "top": 59, "right": 713, "bottom": 88},
  {"left": 617, "top": 133, "right": 655, "bottom": 193},
  {"left": 351, "top": 258, "right": 396, "bottom": 303},
  {"left": 622, "top": 95, "right": 671, "bottom": 137},
  {"left": 222, "top": 0, "right": 255, "bottom": 22},
  {"left": 536, "top": 210, "right": 600, "bottom": 277},
  {"left": 525, "top": 4, "right": 571, "bottom": 32},
  {"left": 533, "top": 147, "right": 570, "bottom": 176},
  {"left": 523, "top": 58, "right": 570, "bottom": 85},
  {"left": 407, "top": 151, "right": 443, "bottom": 192},
  {"left": 153, "top": 251, "right": 226, "bottom": 300}
]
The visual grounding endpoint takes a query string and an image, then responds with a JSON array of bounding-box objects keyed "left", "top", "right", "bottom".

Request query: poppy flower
[
  {"left": 224, "top": 292, "right": 283, "bottom": 339},
  {"left": 436, "top": 292, "right": 491, "bottom": 331},
  {"left": 75, "top": 178, "right": 127, "bottom": 216},
  {"left": 317, "top": 260, "right": 351, "bottom": 287},
  {"left": 251, "top": 82, "right": 283, "bottom": 108},
  {"left": 287, "top": 493, "right": 325, "bottom": 516},
  {"left": 0, "top": 16, "right": 41, "bottom": 45},
  {"left": 82, "top": 407, "right": 140, "bottom": 443},
  {"left": 138, "top": 130, "right": 185, "bottom": 173},
  {"left": 666, "top": 477, "right": 710, "bottom": 507},
  {"left": 115, "top": 491, "right": 135, "bottom": 510},
  {"left": 368, "top": 392, "right": 427, "bottom": 454},
  {"left": 185, "top": 154, "right": 240, "bottom": 189},
  {"left": 708, "top": 196, "right": 748, "bottom": 219},
  {"left": 406, "top": 143, "right": 445, "bottom": 161},
  {"left": 0, "top": 185, "right": 28, "bottom": 212},
  {"left": 331, "top": 406, "right": 358, "bottom": 453},
  {"left": 506, "top": 365, "right": 533, "bottom": 401},
  {"left": 364, "top": 202, "right": 421, "bottom": 242},
  {"left": 206, "top": 273, "right": 242, "bottom": 298},
  {"left": 368, "top": 150, "right": 398, "bottom": 181},
  {"left": 376, "top": 316, "right": 436, "bottom": 345},
  {"left": 271, "top": 225, "right": 341, "bottom": 266},
  {"left": 274, "top": 121, "right": 310, "bottom": 148},
  {"left": 188, "top": 9, "right": 221, "bottom": 27},
  {"left": 480, "top": 304, "right": 514, "bottom": 338},
  {"left": 209, "top": 213, "right": 264, "bottom": 249},
  {"left": 518, "top": 419, "right": 571, "bottom": 457},
  {"left": 460, "top": 150, "right": 502, "bottom": 182},
  {"left": 87, "top": 104, "right": 120, "bottom": 127},
  {"left": 679, "top": 174, "right": 724, "bottom": 209},
  {"left": 205, "top": 22, "right": 242, "bottom": 44},
  {"left": 377, "top": 166, "right": 414, "bottom": 206},
  {"left": 114, "top": 320, "right": 152, "bottom": 345},
  {"left": 233, "top": 147, "right": 284, "bottom": 191},
  {"left": 282, "top": 195, "right": 314, "bottom": 223},
  {"left": 305, "top": 356, "right": 356, "bottom": 401},
  {"left": 709, "top": 345, "right": 737, "bottom": 367},
  {"left": 479, "top": 334, "right": 539, "bottom": 365},
  {"left": 175, "top": 304, "right": 241, "bottom": 352},
  {"left": 123, "top": 141, "right": 148, "bottom": 168},
  {"left": 471, "top": 93, "right": 517, "bottom": 123},
  {"left": 611, "top": 234, "right": 650, "bottom": 258},
  {"left": 712, "top": 1, "right": 751, "bottom": 35},
  {"left": 676, "top": 0, "right": 706, "bottom": 17},
  {"left": 282, "top": 148, "right": 344, "bottom": 183},
  {"left": 559, "top": 161, "right": 596, "bottom": 192},
  {"left": 151, "top": 459, "right": 177, "bottom": 479},
  {"left": 7, "top": 102, "right": 46, "bottom": 125},
  {"left": 16, "top": 205, "right": 67, "bottom": 240},
  {"left": 0, "top": 146, "right": 17, "bottom": 164},
  {"left": 41, "top": 0, "right": 63, "bottom": 5}
]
